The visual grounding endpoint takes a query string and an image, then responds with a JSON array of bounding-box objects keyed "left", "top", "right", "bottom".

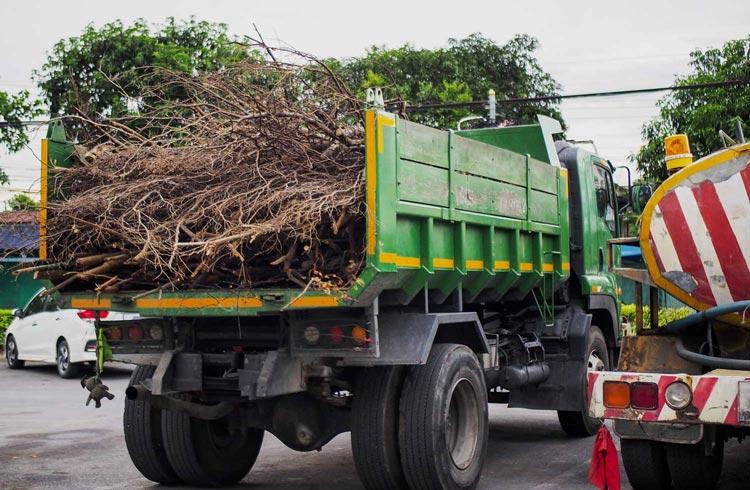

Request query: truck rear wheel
[
  {"left": 124, "top": 365, "right": 181, "bottom": 485},
  {"left": 665, "top": 430, "right": 723, "bottom": 490},
  {"left": 162, "top": 403, "right": 264, "bottom": 486},
  {"left": 621, "top": 438, "right": 671, "bottom": 490},
  {"left": 557, "top": 326, "right": 608, "bottom": 437},
  {"left": 399, "top": 343, "right": 488, "bottom": 490},
  {"left": 351, "top": 366, "right": 407, "bottom": 490}
]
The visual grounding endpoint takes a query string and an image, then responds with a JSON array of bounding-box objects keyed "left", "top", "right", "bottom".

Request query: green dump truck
[{"left": 42, "top": 97, "right": 623, "bottom": 488}]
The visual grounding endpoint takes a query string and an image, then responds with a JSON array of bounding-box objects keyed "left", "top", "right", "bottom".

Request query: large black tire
[
  {"left": 124, "top": 365, "right": 182, "bottom": 485},
  {"left": 351, "top": 366, "right": 407, "bottom": 490},
  {"left": 621, "top": 438, "right": 671, "bottom": 490},
  {"left": 5, "top": 335, "right": 25, "bottom": 369},
  {"left": 162, "top": 400, "right": 264, "bottom": 486},
  {"left": 56, "top": 338, "right": 82, "bottom": 379},
  {"left": 665, "top": 430, "right": 724, "bottom": 490},
  {"left": 399, "top": 343, "right": 488, "bottom": 490},
  {"left": 557, "top": 326, "right": 609, "bottom": 437}
]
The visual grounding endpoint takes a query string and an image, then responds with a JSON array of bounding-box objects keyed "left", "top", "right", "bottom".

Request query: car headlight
[{"left": 665, "top": 381, "right": 692, "bottom": 410}]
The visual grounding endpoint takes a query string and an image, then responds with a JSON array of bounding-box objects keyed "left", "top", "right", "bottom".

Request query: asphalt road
[{"left": 2, "top": 362, "right": 750, "bottom": 489}]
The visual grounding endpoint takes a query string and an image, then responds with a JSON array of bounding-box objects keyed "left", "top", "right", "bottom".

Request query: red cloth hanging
[{"left": 588, "top": 425, "right": 621, "bottom": 490}]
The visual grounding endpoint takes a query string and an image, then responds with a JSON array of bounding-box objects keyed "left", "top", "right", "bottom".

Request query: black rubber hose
[
  {"left": 663, "top": 300, "right": 750, "bottom": 335},
  {"left": 675, "top": 337, "right": 750, "bottom": 370}
]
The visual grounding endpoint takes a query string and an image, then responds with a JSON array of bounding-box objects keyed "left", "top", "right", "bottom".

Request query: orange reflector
[
  {"left": 603, "top": 381, "right": 630, "bottom": 409},
  {"left": 352, "top": 326, "right": 368, "bottom": 346},
  {"left": 106, "top": 327, "right": 123, "bottom": 342}
]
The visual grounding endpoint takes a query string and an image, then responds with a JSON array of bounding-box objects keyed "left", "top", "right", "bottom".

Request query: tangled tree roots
[{"left": 41, "top": 49, "right": 368, "bottom": 293}]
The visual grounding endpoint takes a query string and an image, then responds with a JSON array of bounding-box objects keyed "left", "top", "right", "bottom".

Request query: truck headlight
[{"left": 665, "top": 381, "right": 692, "bottom": 410}]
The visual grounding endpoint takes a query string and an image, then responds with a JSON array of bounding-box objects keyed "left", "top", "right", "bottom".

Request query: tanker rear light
[
  {"left": 630, "top": 382, "right": 658, "bottom": 410},
  {"left": 603, "top": 381, "right": 630, "bottom": 409},
  {"left": 603, "top": 380, "right": 679, "bottom": 411}
]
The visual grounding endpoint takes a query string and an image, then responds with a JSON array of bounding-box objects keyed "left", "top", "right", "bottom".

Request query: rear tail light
[
  {"left": 77, "top": 310, "right": 109, "bottom": 320},
  {"left": 128, "top": 325, "right": 143, "bottom": 341},
  {"left": 603, "top": 381, "right": 662, "bottom": 410},
  {"left": 148, "top": 325, "right": 164, "bottom": 341},
  {"left": 329, "top": 326, "right": 344, "bottom": 344},
  {"left": 630, "top": 382, "right": 659, "bottom": 410},
  {"left": 296, "top": 323, "right": 371, "bottom": 350},
  {"left": 84, "top": 340, "right": 97, "bottom": 352},
  {"left": 303, "top": 326, "right": 321, "bottom": 345},
  {"left": 106, "top": 327, "right": 123, "bottom": 342},
  {"left": 603, "top": 381, "right": 630, "bottom": 409},
  {"left": 351, "top": 326, "right": 369, "bottom": 346}
]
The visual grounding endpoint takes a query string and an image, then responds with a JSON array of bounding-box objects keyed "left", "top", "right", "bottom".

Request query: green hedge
[
  {"left": 621, "top": 304, "right": 694, "bottom": 333},
  {"left": 0, "top": 309, "right": 12, "bottom": 348}
]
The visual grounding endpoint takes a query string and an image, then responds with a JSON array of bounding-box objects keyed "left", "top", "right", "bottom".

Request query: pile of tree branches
[{"left": 37, "top": 50, "right": 367, "bottom": 293}]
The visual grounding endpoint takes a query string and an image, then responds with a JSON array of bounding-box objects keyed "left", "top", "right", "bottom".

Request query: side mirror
[
  {"left": 12, "top": 308, "right": 24, "bottom": 319},
  {"left": 631, "top": 184, "right": 654, "bottom": 214}
]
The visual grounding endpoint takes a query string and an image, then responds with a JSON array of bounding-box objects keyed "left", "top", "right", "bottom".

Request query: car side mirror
[
  {"left": 631, "top": 184, "right": 654, "bottom": 214},
  {"left": 12, "top": 308, "right": 24, "bottom": 319}
]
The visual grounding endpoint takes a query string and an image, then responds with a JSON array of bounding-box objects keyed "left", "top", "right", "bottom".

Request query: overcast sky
[{"left": 1, "top": 0, "right": 749, "bottom": 203}]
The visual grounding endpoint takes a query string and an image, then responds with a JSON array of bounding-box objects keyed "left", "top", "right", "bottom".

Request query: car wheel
[
  {"left": 5, "top": 335, "right": 25, "bottom": 369},
  {"left": 56, "top": 339, "right": 81, "bottom": 379}
]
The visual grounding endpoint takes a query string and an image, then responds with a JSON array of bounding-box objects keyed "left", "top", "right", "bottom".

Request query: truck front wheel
[
  {"left": 399, "top": 343, "right": 488, "bottom": 490},
  {"left": 558, "top": 326, "right": 609, "bottom": 437},
  {"left": 162, "top": 403, "right": 264, "bottom": 486}
]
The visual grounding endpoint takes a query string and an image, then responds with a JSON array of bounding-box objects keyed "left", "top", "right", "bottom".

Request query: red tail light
[
  {"left": 630, "top": 382, "right": 659, "bottom": 410},
  {"left": 128, "top": 325, "right": 143, "bottom": 341},
  {"left": 77, "top": 310, "right": 109, "bottom": 320},
  {"left": 329, "top": 326, "right": 344, "bottom": 344}
]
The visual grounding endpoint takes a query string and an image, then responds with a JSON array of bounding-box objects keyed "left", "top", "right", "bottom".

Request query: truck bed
[{"left": 53, "top": 109, "right": 570, "bottom": 316}]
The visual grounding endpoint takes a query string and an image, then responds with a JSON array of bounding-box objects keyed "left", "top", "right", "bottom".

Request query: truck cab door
[{"left": 592, "top": 163, "right": 619, "bottom": 273}]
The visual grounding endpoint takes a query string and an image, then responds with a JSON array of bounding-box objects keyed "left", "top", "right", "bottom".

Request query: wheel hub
[{"left": 446, "top": 378, "right": 480, "bottom": 470}]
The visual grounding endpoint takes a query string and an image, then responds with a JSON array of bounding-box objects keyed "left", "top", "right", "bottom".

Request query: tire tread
[{"left": 124, "top": 365, "right": 181, "bottom": 484}]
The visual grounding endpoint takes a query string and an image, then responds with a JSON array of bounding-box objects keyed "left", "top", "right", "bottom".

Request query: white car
[{"left": 4, "top": 289, "right": 133, "bottom": 378}]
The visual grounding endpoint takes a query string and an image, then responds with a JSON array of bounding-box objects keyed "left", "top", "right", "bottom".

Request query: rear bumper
[{"left": 588, "top": 370, "right": 750, "bottom": 428}]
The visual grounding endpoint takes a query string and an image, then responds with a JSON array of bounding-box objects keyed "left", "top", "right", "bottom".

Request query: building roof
[
  {"left": 0, "top": 212, "right": 39, "bottom": 253},
  {"left": 0, "top": 211, "right": 38, "bottom": 225}
]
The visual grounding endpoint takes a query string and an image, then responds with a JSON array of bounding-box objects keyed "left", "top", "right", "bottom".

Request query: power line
[{"left": 394, "top": 79, "right": 750, "bottom": 112}]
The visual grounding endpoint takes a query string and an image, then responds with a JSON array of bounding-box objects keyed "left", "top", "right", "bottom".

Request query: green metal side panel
[
  {"left": 60, "top": 110, "right": 570, "bottom": 316},
  {"left": 349, "top": 110, "right": 569, "bottom": 307},
  {"left": 0, "top": 266, "right": 48, "bottom": 309}
]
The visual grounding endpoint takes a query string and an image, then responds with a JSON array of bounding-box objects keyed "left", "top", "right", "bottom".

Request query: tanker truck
[
  {"left": 588, "top": 131, "right": 750, "bottom": 490},
  {"left": 35, "top": 92, "right": 625, "bottom": 489}
]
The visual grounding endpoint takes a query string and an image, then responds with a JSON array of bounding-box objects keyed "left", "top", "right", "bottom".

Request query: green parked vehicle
[{"left": 44, "top": 93, "right": 623, "bottom": 489}]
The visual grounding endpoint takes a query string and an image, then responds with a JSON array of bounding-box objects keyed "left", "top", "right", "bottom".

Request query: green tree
[
  {"left": 5, "top": 193, "right": 39, "bottom": 211},
  {"left": 34, "top": 17, "right": 254, "bottom": 136},
  {"left": 336, "top": 33, "right": 563, "bottom": 129},
  {"left": 0, "top": 90, "right": 43, "bottom": 152},
  {"left": 633, "top": 36, "right": 750, "bottom": 182}
]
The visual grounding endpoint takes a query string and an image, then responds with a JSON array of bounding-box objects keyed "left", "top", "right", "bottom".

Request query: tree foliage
[
  {"left": 633, "top": 37, "right": 750, "bottom": 182},
  {"left": 0, "top": 90, "right": 43, "bottom": 153},
  {"left": 336, "top": 33, "right": 563, "bottom": 129},
  {"left": 5, "top": 193, "right": 39, "bottom": 211},
  {"left": 34, "top": 17, "right": 254, "bottom": 137}
]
